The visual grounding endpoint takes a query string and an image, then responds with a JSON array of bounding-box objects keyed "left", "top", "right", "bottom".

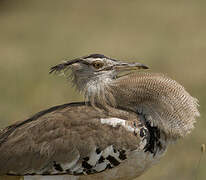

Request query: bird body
[
  {"left": 0, "top": 103, "right": 167, "bottom": 180},
  {"left": 0, "top": 54, "right": 199, "bottom": 180}
]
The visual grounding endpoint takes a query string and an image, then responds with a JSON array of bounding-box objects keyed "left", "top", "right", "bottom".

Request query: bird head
[{"left": 50, "top": 54, "right": 148, "bottom": 92}]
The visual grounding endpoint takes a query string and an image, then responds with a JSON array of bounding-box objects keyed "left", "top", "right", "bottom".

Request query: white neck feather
[{"left": 84, "top": 76, "right": 115, "bottom": 108}]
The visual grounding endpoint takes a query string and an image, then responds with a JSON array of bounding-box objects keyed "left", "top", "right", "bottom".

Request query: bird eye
[{"left": 92, "top": 61, "right": 104, "bottom": 69}]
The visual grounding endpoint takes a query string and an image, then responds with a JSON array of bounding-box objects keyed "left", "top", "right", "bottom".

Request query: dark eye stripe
[
  {"left": 84, "top": 54, "right": 108, "bottom": 59},
  {"left": 83, "top": 54, "right": 118, "bottom": 62},
  {"left": 49, "top": 59, "right": 90, "bottom": 74}
]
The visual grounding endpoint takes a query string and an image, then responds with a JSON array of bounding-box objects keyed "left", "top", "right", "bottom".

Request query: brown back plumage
[{"left": 0, "top": 102, "right": 145, "bottom": 175}]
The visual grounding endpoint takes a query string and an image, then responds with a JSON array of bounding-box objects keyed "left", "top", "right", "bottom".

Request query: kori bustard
[{"left": 0, "top": 54, "right": 199, "bottom": 180}]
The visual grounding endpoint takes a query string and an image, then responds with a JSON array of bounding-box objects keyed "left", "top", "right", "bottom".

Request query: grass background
[{"left": 0, "top": 0, "right": 205, "bottom": 179}]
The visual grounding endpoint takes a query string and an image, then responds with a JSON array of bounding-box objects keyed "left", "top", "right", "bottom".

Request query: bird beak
[{"left": 114, "top": 62, "right": 149, "bottom": 71}]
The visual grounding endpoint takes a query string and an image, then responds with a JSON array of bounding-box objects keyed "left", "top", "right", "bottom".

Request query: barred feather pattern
[{"left": 106, "top": 72, "right": 200, "bottom": 138}]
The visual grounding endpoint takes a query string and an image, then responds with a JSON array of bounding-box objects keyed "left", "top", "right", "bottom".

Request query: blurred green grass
[{"left": 0, "top": 0, "right": 205, "bottom": 179}]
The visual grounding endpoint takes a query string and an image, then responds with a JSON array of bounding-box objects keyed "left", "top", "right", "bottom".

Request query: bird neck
[{"left": 83, "top": 75, "right": 117, "bottom": 109}]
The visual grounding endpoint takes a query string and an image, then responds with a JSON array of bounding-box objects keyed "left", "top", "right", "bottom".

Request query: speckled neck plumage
[{"left": 84, "top": 72, "right": 200, "bottom": 139}]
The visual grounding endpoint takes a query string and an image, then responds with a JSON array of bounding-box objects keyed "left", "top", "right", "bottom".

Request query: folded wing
[{"left": 0, "top": 102, "right": 148, "bottom": 176}]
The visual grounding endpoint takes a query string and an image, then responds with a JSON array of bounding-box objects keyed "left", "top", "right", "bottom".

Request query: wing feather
[{"left": 0, "top": 103, "right": 146, "bottom": 176}]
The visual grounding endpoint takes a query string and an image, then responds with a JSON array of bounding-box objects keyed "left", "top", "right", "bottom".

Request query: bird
[{"left": 0, "top": 54, "right": 200, "bottom": 180}]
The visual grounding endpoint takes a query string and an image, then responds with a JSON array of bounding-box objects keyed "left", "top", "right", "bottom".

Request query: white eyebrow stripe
[{"left": 100, "top": 118, "right": 135, "bottom": 132}]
